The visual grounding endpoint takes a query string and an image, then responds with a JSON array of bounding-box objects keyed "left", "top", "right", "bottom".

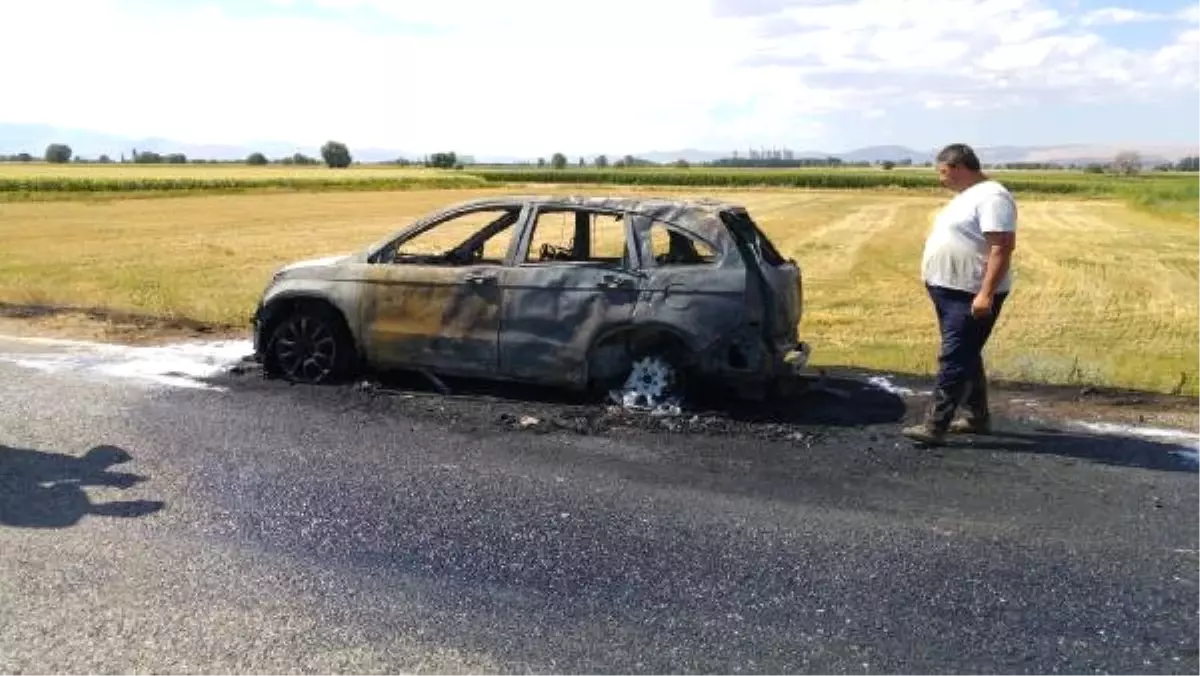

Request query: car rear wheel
[
  {"left": 264, "top": 305, "right": 355, "bottom": 384},
  {"left": 604, "top": 339, "right": 693, "bottom": 411}
]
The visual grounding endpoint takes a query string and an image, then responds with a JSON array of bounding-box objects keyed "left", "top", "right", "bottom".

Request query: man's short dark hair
[{"left": 936, "top": 143, "right": 981, "bottom": 172}]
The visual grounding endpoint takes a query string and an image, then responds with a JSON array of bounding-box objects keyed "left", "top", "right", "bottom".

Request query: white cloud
[
  {"left": 738, "top": 0, "right": 1199, "bottom": 111},
  {"left": 0, "top": 0, "right": 1195, "bottom": 155},
  {"left": 1080, "top": 7, "right": 1166, "bottom": 26}
]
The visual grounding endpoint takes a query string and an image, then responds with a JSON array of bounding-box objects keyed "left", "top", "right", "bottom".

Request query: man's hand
[{"left": 971, "top": 292, "right": 993, "bottom": 319}]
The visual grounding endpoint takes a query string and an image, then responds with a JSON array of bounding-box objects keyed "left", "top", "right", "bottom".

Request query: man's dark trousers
[{"left": 924, "top": 284, "right": 1008, "bottom": 430}]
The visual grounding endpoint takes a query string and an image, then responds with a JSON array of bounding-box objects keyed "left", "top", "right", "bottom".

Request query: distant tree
[
  {"left": 1176, "top": 156, "right": 1199, "bottom": 172},
  {"left": 133, "top": 150, "right": 163, "bottom": 164},
  {"left": 881, "top": 160, "right": 896, "bottom": 170},
  {"left": 247, "top": 152, "right": 268, "bottom": 166},
  {"left": 98, "top": 154, "right": 112, "bottom": 163},
  {"left": 578, "top": 156, "right": 586, "bottom": 167},
  {"left": 1083, "top": 163, "right": 1105, "bottom": 174},
  {"left": 537, "top": 157, "right": 546, "bottom": 168},
  {"left": 165, "top": 153, "right": 187, "bottom": 164},
  {"left": 320, "top": 140, "right": 352, "bottom": 168},
  {"left": 1110, "top": 150, "right": 1142, "bottom": 176},
  {"left": 673, "top": 159, "right": 690, "bottom": 168},
  {"left": 44, "top": 143, "right": 72, "bottom": 163},
  {"left": 427, "top": 152, "right": 457, "bottom": 169},
  {"left": 550, "top": 153, "right": 567, "bottom": 170}
]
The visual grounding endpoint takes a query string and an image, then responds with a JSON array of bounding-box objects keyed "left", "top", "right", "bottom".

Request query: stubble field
[{"left": 1, "top": 180, "right": 1195, "bottom": 396}]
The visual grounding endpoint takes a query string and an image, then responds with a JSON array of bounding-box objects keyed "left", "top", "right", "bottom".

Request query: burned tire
[{"left": 262, "top": 303, "right": 356, "bottom": 385}]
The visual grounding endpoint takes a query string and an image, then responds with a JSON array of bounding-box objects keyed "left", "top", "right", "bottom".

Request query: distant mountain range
[{"left": 1, "top": 122, "right": 1196, "bottom": 167}]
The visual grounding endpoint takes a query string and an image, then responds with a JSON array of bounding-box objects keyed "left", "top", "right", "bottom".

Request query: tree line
[{"left": 3, "top": 141, "right": 1198, "bottom": 174}]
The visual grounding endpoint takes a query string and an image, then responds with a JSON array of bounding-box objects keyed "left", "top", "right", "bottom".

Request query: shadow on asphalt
[
  {"left": 946, "top": 427, "right": 1199, "bottom": 474},
  {"left": 0, "top": 444, "right": 165, "bottom": 528}
]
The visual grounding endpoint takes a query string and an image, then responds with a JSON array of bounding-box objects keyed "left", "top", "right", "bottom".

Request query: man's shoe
[
  {"left": 948, "top": 417, "right": 991, "bottom": 434},
  {"left": 901, "top": 423, "right": 946, "bottom": 446}
]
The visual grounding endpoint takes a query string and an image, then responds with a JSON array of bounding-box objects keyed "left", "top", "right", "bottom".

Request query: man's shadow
[{"left": 0, "top": 444, "right": 165, "bottom": 528}]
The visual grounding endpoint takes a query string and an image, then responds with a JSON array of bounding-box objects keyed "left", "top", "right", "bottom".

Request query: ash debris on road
[
  {"left": 221, "top": 358, "right": 917, "bottom": 449},
  {"left": 495, "top": 405, "right": 825, "bottom": 446},
  {"left": 208, "top": 355, "right": 1200, "bottom": 474}
]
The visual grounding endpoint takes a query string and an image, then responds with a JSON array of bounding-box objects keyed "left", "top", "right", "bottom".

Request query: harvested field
[{"left": 0, "top": 186, "right": 1195, "bottom": 395}]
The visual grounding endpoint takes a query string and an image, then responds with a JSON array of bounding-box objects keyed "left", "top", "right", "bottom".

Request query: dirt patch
[
  {"left": 985, "top": 378, "right": 1199, "bottom": 431},
  {"left": 0, "top": 303, "right": 246, "bottom": 346}
]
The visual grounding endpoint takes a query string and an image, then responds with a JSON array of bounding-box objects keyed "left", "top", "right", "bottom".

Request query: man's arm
[
  {"left": 973, "top": 194, "right": 1017, "bottom": 315},
  {"left": 978, "top": 231, "right": 1015, "bottom": 300}
]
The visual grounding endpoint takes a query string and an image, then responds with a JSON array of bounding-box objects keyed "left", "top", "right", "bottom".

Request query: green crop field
[
  {"left": 0, "top": 162, "right": 488, "bottom": 197},
  {"left": 2, "top": 162, "right": 1194, "bottom": 218}
]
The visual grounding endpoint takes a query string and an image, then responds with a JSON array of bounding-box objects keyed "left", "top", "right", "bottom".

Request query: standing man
[{"left": 902, "top": 143, "right": 1017, "bottom": 446}]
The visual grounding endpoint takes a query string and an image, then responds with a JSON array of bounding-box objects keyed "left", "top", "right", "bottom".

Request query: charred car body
[{"left": 251, "top": 195, "right": 811, "bottom": 403}]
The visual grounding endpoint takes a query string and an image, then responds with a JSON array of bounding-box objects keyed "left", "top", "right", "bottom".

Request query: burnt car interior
[
  {"left": 649, "top": 223, "right": 718, "bottom": 266},
  {"left": 375, "top": 202, "right": 723, "bottom": 271},
  {"left": 522, "top": 208, "right": 631, "bottom": 268},
  {"left": 380, "top": 207, "right": 522, "bottom": 267}
]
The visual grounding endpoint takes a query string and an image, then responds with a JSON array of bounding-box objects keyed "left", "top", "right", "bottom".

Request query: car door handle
[
  {"left": 465, "top": 273, "right": 496, "bottom": 285},
  {"left": 597, "top": 275, "right": 632, "bottom": 289}
]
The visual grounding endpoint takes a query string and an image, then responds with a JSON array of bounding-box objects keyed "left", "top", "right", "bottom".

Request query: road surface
[{"left": 1, "top": 335, "right": 1197, "bottom": 674}]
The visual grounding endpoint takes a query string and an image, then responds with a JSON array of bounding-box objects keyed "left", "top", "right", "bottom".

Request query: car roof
[{"left": 443, "top": 194, "right": 747, "bottom": 232}]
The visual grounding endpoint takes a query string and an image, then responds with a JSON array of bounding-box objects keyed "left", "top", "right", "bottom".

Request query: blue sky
[{"left": 1, "top": 0, "right": 1196, "bottom": 156}]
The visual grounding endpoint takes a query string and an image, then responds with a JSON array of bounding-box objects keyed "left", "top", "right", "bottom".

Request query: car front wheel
[{"left": 264, "top": 306, "right": 355, "bottom": 384}]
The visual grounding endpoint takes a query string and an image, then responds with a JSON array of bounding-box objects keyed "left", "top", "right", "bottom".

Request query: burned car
[{"left": 251, "top": 195, "right": 811, "bottom": 405}]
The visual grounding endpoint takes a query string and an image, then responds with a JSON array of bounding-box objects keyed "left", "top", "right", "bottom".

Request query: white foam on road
[
  {"left": 0, "top": 336, "right": 252, "bottom": 391},
  {"left": 1069, "top": 420, "right": 1200, "bottom": 465},
  {"left": 865, "top": 375, "right": 929, "bottom": 397}
]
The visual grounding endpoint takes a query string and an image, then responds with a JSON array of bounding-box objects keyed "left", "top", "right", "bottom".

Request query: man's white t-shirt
[{"left": 921, "top": 179, "right": 1016, "bottom": 294}]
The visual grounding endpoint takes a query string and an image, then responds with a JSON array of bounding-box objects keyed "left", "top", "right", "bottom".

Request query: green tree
[
  {"left": 425, "top": 152, "right": 457, "bottom": 168},
  {"left": 594, "top": 154, "right": 608, "bottom": 168},
  {"left": 133, "top": 150, "right": 162, "bottom": 164},
  {"left": 551, "top": 152, "right": 567, "bottom": 170},
  {"left": 44, "top": 143, "right": 72, "bottom": 163},
  {"left": 247, "top": 152, "right": 268, "bottom": 166},
  {"left": 321, "top": 140, "right": 352, "bottom": 168}
]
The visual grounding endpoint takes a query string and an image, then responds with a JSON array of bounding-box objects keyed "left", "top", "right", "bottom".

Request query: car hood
[{"left": 277, "top": 253, "right": 352, "bottom": 273}]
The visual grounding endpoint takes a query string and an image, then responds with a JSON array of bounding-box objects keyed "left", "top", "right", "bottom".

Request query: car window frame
[{"left": 513, "top": 204, "right": 639, "bottom": 270}]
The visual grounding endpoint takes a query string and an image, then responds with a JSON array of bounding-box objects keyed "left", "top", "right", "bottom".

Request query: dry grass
[{"left": 0, "top": 186, "right": 1195, "bottom": 395}]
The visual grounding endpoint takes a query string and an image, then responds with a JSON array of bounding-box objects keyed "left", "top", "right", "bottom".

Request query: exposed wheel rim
[
  {"left": 611, "top": 355, "right": 680, "bottom": 409},
  {"left": 272, "top": 315, "right": 338, "bottom": 383}
]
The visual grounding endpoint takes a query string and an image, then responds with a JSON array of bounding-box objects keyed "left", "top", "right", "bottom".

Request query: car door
[
  {"left": 630, "top": 214, "right": 752, "bottom": 359},
  {"left": 495, "top": 205, "right": 643, "bottom": 385},
  {"left": 360, "top": 205, "right": 523, "bottom": 376}
]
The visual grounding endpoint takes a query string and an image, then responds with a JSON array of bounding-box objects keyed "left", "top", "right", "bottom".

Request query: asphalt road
[{"left": 1, "top": 340, "right": 1197, "bottom": 674}]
